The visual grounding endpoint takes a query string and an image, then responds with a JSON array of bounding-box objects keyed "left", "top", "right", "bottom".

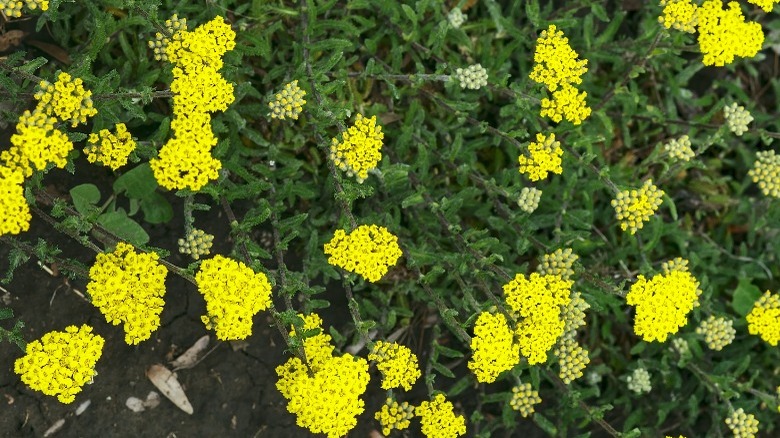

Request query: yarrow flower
[
  {"left": 178, "top": 228, "right": 214, "bottom": 260},
  {"left": 323, "top": 224, "right": 402, "bottom": 283},
  {"left": 748, "top": 150, "right": 780, "bottom": 198},
  {"left": 368, "top": 341, "right": 421, "bottom": 390},
  {"left": 663, "top": 135, "right": 695, "bottom": 162},
  {"left": 658, "top": 0, "right": 698, "bottom": 33},
  {"left": 626, "top": 259, "right": 701, "bottom": 342},
  {"left": 539, "top": 85, "right": 592, "bottom": 125},
  {"left": 746, "top": 291, "right": 780, "bottom": 346},
  {"left": 86, "top": 243, "right": 168, "bottom": 345},
  {"left": 518, "top": 187, "right": 542, "bottom": 213},
  {"left": 195, "top": 255, "right": 272, "bottom": 340},
  {"left": 725, "top": 408, "right": 759, "bottom": 438},
  {"left": 0, "top": 166, "right": 31, "bottom": 237},
  {"left": 34, "top": 72, "right": 97, "bottom": 127},
  {"left": 375, "top": 398, "right": 414, "bottom": 436},
  {"left": 84, "top": 123, "right": 136, "bottom": 170},
  {"left": 696, "top": 315, "right": 735, "bottom": 351},
  {"left": 415, "top": 394, "right": 467, "bottom": 438},
  {"left": 2, "top": 110, "right": 74, "bottom": 178},
  {"left": 0, "top": 0, "right": 47, "bottom": 17},
  {"left": 747, "top": 0, "right": 780, "bottom": 12},
  {"left": 454, "top": 64, "right": 488, "bottom": 90},
  {"left": 447, "top": 8, "right": 466, "bottom": 28},
  {"left": 555, "top": 337, "right": 590, "bottom": 384},
  {"left": 468, "top": 312, "right": 520, "bottom": 383},
  {"left": 14, "top": 325, "right": 104, "bottom": 404},
  {"left": 538, "top": 248, "right": 578, "bottom": 280},
  {"left": 611, "top": 179, "right": 665, "bottom": 234},
  {"left": 509, "top": 383, "right": 541, "bottom": 417},
  {"left": 626, "top": 367, "right": 652, "bottom": 394},
  {"left": 518, "top": 132, "right": 564, "bottom": 181},
  {"left": 148, "top": 14, "right": 188, "bottom": 62},
  {"left": 329, "top": 114, "right": 384, "bottom": 183},
  {"left": 503, "top": 273, "right": 572, "bottom": 364},
  {"left": 268, "top": 80, "right": 306, "bottom": 120},
  {"left": 723, "top": 102, "right": 753, "bottom": 136},
  {"left": 697, "top": 0, "right": 764, "bottom": 67}
]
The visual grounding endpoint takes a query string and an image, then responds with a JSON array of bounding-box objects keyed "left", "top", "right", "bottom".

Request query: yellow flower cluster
[
  {"left": 148, "top": 14, "right": 188, "bottom": 62},
  {"left": 697, "top": 0, "right": 764, "bottom": 67},
  {"left": 415, "top": 394, "right": 467, "bottom": 438},
  {"left": 323, "top": 224, "right": 402, "bottom": 283},
  {"left": 696, "top": 315, "right": 735, "bottom": 351},
  {"left": 368, "top": 340, "right": 421, "bottom": 390},
  {"left": 746, "top": 291, "right": 780, "bottom": 346},
  {"left": 290, "top": 313, "right": 334, "bottom": 367},
  {"left": 538, "top": 248, "right": 578, "bottom": 280},
  {"left": 0, "top": 166, "right": 31, "bottom": 236},
  {"left": 560, "top": 291, "right": 589, "bottom": 337},
  {"left": 747, "top": 0, "right": 780, "bottom": 12},
  {"left": 509, "top": 383, "right": 541, "bottom": 417},
  {"left": 518, "top": 132, "right": 563, "bottom": 181},
  {"left": 611, "top": 179, "right": 665, "bottom": 234},
  {"left": 555, "top": 337, "right": 590, "bottom": 384},
  {"left": 748, "top": 150, "right": 780, "bottom": 198},
  {"left": 503, "top": 273, "right": 572, "bottom": 364},
  {"left": 0, "top": 0, "right": 47, "bottom": 17},
  {"left": 268, "top": 80, "right": 307, "bottom": 120},
  {"left": 375, "top": 398, "right": 414, "bottom": 436},
  {"left": 150, "top": 17, "right": 236, "bottom": 191},
  {"left": 659, "top": 0, "right": 698, "bottom": 33},
  {"left": 663, "top": 135, "right": 695, "bottom": 162},
  {"left": 2, "top": 110, "right": 74, "bottom": 178},
  {"left": 34, "top": 72, "right": 97, "bottom": 127},
  {"left": 517, "top": 187, "right": 542, "bottom": 213},
  {"left": 329, "top": 114, "right": 384, "bottom": 183},
  {"left": 13, "top": 325, "right": 104, "bottom": 404},
  {"left": 87, "top": 243, "right": 167, "bottom": 345},
  {"left": 276, "top": 313, "right": 370, "bottom": 438},
  {"left": 84, "top": 123, "right": 136, "bottom": 170},
  {"left": 468, "top": 312, "right": 520, "bottom": 383},
  {"left": 529, "top": 25, "right": 590, "bottom": 125},
  {"left": 725, "top": 408, "right": 759, "bottom": 438},
  {"left": 724, "top": 102, "right": 753, "bottom": 136},
  {"left": 195, "top": 255, "right": 272, "bottom": 340},
  {"left": 178, "top": 228, "right": 214, "bottom": 260},
  {"left": 626, "top": 259, "right": 701, "bottom": 342}
]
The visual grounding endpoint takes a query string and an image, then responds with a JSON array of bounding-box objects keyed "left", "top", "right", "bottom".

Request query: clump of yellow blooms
[
  {"left": 0, "top": 166, "right": 31, "bottom": 237},
  {"left": 454, "top": 64, "right": 488, "bottom": 90},
  {"left": 468, "top": 312, "right": 520, "bottom": 383},
  {"left": 554, "top": 337, "right": 590, "bottom": 384},
  {"left": 368, "top": 340, "right": 421, "bottom": 390},
  {"left": 276, "top": 313, "right": 370, "bottom": 438},
  {"left": 529, "top": 25, "right": 590, "bottom": 125},
  {"left": 696, "top": 315, "right": 735, "bottom": 351},
  {"left": 268, "top": 80, "right": 307, "bottom": 120},
  {"left": 86, "top": 243, "right": 168, "bottom": 345},
  {"left": 510, "top": 383, "right": 541, "bottom": 417},
  {"left": 84, "top": 123, "right": 136, "bottom": 170},
  {"left": 518, "top": 132, "right": 563, "bottom": 182},
  {"left": 415, "top": 393, "right": 467, "bottom": 438},
  {"left": 538, "top": 248, "right": 578, "bottom": 280},
  {"left": 659, "top": 0, "right": 698, "bottom": 33},
  {"left": 34, "top": 72, "right": 97, "bottom": 127},
  {"left": 195, "top": 255, "right": 272, "bottom": 340},
  {"left": 2, "top": 110, "right": 74, "bottom": 178},
  {"left": 663, "top": 135, "right": 695, "bottom": 162},
  {"left": 329, "top": 114, "right": 384, "bottom": 183},
  {"left": 611, "top": 179, "right": 665, "bottom": 234},
  {"left": 0, "top": 1, "right": 48, "bottom": 19},
  {"left": 178, "top": 228, "right": 214, "bottom": 260},
  {"left": 697, "top": 0, "right": 764, "bottom": 67},
  {"left": 148, "top": 14, "right": 188, "bottom": 62},
  {"left": 747, "top": 0, "right": 780, "bottom": 12},
  {"left": 626, "top": 367, "right": 652, "bottom": 394},
  {"left": 748, "top": 150, "right": 780, "bottom": 198},
  {"left": 323, "top": 224, "right": 402, "bottom": 283},
  {"left": 375, "top": 398, "right": 414, "bottom": 436},
  {"left": 560, "top": 291, "right": 589, "bottom": 337},
  {"left": 724, "top": 102, "right": 753, "bottom": 136},
  {"left": 746, "top": 291, "right": 780, "bottom": 346},
  {"left": 518, "top": 187, "right": 542, "bottom": 213},
  {"left": 14, "top": 325, "right": 104, "bottom": 404},
  {"left": 626, "top": 259, "right": 701, "bottom": 342},
  {"left": 503, "top": 273, "right": 572, "bottom": 364},
  {"left": 725, "top": 408, "right": 759, "bottom": 438}
]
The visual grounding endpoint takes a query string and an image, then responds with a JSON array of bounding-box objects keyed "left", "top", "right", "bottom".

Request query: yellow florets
[
  {"left": 530, "top": 25, "right": 588, "bottom": 92},
  {"left": 0, "top": 1, "right": 48, "bottom": 18},
  {"left": 725, "top": 408, "right": 759, "bottom": 438},
  {"left": 518, "top": 132, "right": 564, "bottom": 181},
  {"left": 34, "top": 72, "right": 97, "bottom": 127},
  {"left": 747, "top": 0, "right": 780, "bottom": 12},
  {"left": 748, "top": 150, "right": 780, "bottom": 198},
  {"left": 503, "top": 273, "right": 572, "bottom": 364},
  {"left": 149, "top": 131, "right": 222, "bottom": 191},
  {"left": 468, "top": 312, "right": 520, "bottom": 383},
  {"left": 697, "top": 0, "right": 764, "bottom": 67},
  {"left": 746, "top": 291, "right": 780, "bottom": 346},
  {"left": 538, "top": 248, "right": 578, "bottom": 280},
  {"left": 84, "top": 123, "right": 136, "bottom": 170},
  {"left": 555, "top": 337, "right": 589, "bottom": 384},
  {"left": 510, "top": 383, "right": 541, "bottom": 417},
  {"left": 518, "top": 187, "right": 542, "bottom": 213},
  {"left": 13, "top": 325, "right": 104, "bottom": 404},
  {"left": 696, "top": 315, "right": 735, "bottom": 351},
  {"left": 375, "top": 398, "right": 414, "bottom": 436},
  {"left": 0, "top": 166, "right": 31, "bottom": 237},
  {"left": 539, "top": 84, "right": 592, "bottom": 125},
  {"left": 560, "top": 291, "right": 590, "bottom": 338},
  {"left": 178, "top": 228, "right": 214, "bottom": 260},
  {"left": 659, "top": 0, "right": 698, "bottom": 33},
  {"left": 626, "top": 260, "right": 701, "bottom": 342},
  {"left": 663, "top": 135, "right": 695, "bottom": 162},
  {"left": 165, "top": 16, "right": 236, "bottom": 72},
  {"left": 268, "top": 80, "right": 307, "bottom": 120},
  {"left": 611, "top": 179, "right": 665, "bottom": 234},
  {"left": 195, "top": 255, "right": 273, "bottom": 340},
  {"left": 323, "top": 224, "right": 402, "bottom": 283},
  {"left": 415, "top": 394, "right": 467, "bottom": 438},
  {"left": 148, "top": 14, "right": 188, "bottom": 62},
  {"left": 86, "top": 243, "right": 168, "bottom": 345},
  {"left": 2, "top": 110, "right": 74, "bottom": 178},
  {"left": 329, "top": 114, "right": 384, "bottom": 183},
  {"left": 291, "top": 313, "right": 336, "bottom": 367},
  {"left": 368, "top": 340, "right": 421, "bottom": 390}
]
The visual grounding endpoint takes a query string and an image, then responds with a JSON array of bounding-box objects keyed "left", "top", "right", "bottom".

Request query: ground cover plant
[{"left": 1, "top": 0, "right": 780, "bottom": 436}]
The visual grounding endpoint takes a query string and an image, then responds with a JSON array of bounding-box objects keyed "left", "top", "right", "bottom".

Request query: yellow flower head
[
  {"left": 415, "top": 393, "right": 467, "bottom": 438},
  {"left": 746, "top": 291, "right": 780, "bottom": 346},
  {"left": 530, "top": 25, "right": 588, "bottom": 92},
  {"left": 510, "top": 383, "right": 541, "bottom": 417},
  {"left": 468, "top": 311, "right": 520, "bottom": 383},
  {"left": 518, "top": 132, "right": 564, "bottom": 181},
  {"left": 561, "top": 291, "right": 590, "bottom": 338},
  {"left": 539, "top": 84, "right": 591, "bottom": 125},
  {"left": 663, "top": 135, "right": 695, "bottom": 162},
  {"left": 747, "top": 0, "right": 780, "bottom": 12},
  {"left": 697, "top": 0, "right": 764, "bottom": 67},
  {"left": 84, "top": 123, "right": 136, "bottom": 170},
  {"left": 177, "top": 228, "right": 214, "bottom": 260},
  {"left": 555, "top": 337, "right": 589, "bottom": 384},
  {"left": 748, "top": 150, "right": 780, "bottom": 198},
  {"left": 2, "top": 110, "right": 74, "bottom": 178},
  {"left": 329, "top": 114, "right": 384, "bottom": 183},
  {"left": 0, "top": 166, "right": 31, "bottom": 237},
  {"left": 149, "top": 130, "right": 222, "bottom": 192},
  {"left": 696, "top": 315, "right": 735, "bottom": 351},
  {"left": 368, "top": 340, "right": 421, "bottom": 390},
  {"left": 195, "top": 255, "right": 273, "bottom": 340},
  {"left": 148, "top": 14, "right": 188, "bottom": 62},
  {"left": 659, "top": 0, "right": 698, "bottom": 33},
  {"left": 538, "top": 248, "right": 579, "bottom": 280},
  {"left": 375, "top": 398, "right": 414, "bottom": 436},
  {"left": 34, "top": 72, "right": 97, "bottom": 127},
  {"left": 725, "top": 408, "right": 759, "bottom": 438},
  {"left": 14, "top": 325, "right": 104, "bottom": 404},
  {"left": 269, "top": 80, "right": 307, "bottom": 120},
  {"left": 166, "top": 16, "right": 236, "bottom": 73},
  {"left": 611, "top": 179, "right": 665, "bottom": 234},
  {"left": 323, "top": 224, "right": 402, "bottom": 283},
  {"left": 289, "top": 313, "right": 335, "bottom": 368}
]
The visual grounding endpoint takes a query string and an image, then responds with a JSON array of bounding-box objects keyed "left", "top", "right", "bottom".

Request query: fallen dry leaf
[
  {"left": 0, "top": 30, "right": 25, "bottom": 52},
  {"left": 170, "top": 335, "right": 209, "bottom": 370},
  {"left": 146, "top": 364, "right": 193, "bottom": 415}
]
